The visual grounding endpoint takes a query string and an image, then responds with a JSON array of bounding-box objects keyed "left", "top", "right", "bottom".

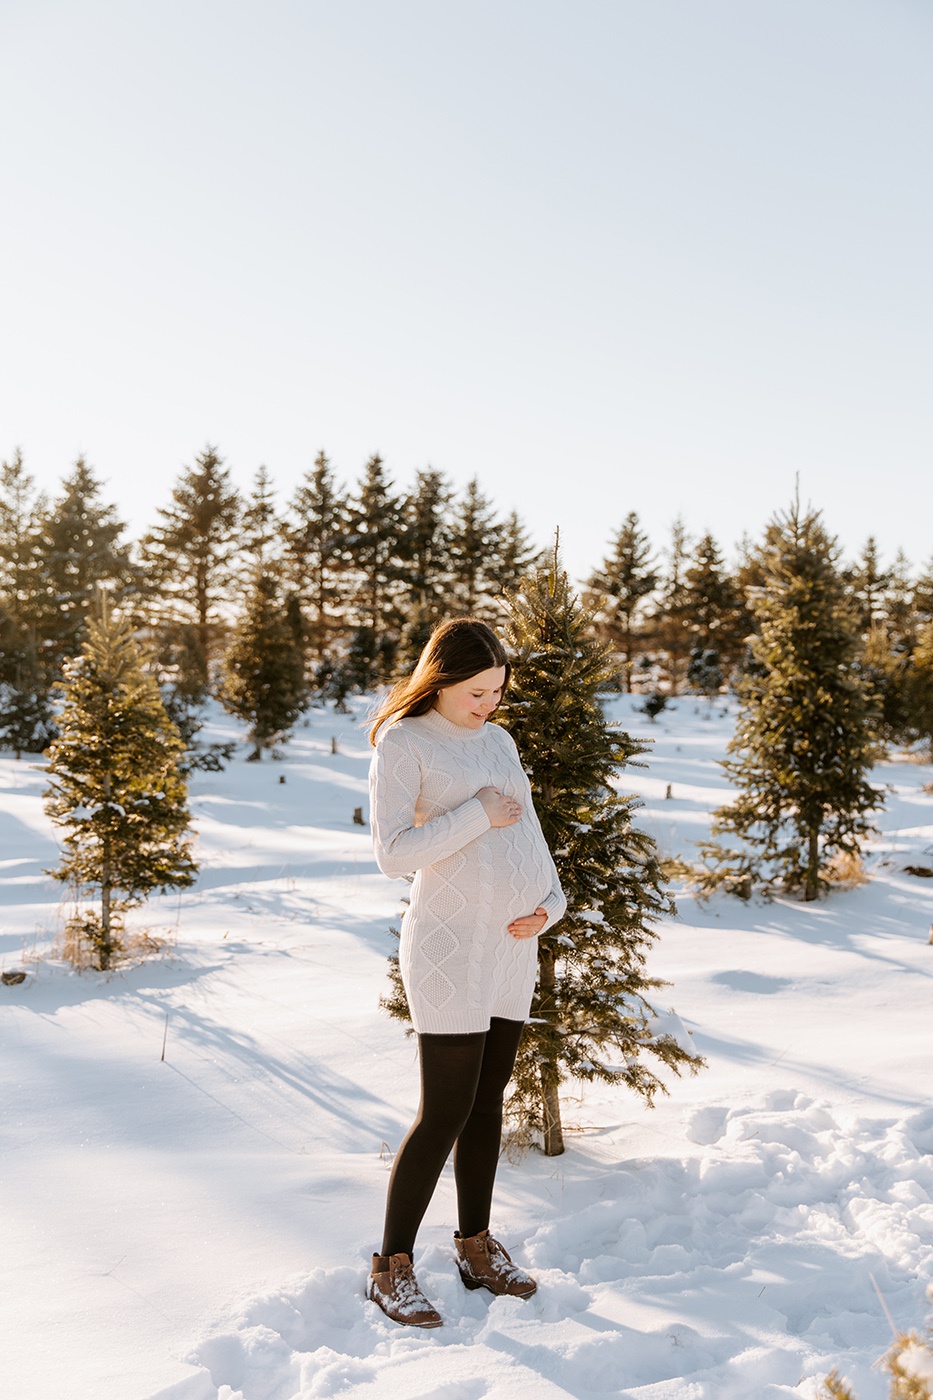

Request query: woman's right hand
[{"left": 476, "top": 786, "right": 522, "bottom": 828}]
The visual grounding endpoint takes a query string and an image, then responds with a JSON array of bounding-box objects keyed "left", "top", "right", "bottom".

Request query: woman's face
[{"left": 435, "top": 665, "right": 507, "bottom": 729}]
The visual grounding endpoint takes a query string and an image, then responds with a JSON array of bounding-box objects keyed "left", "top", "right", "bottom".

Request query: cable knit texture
[{"left": 369, "top": 708, "right": 567, "bottom": 1034}]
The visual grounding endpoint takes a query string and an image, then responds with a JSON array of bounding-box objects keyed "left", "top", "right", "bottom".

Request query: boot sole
[{"left": 457, "top": 1268, "right": 536, "bottom": 1298}]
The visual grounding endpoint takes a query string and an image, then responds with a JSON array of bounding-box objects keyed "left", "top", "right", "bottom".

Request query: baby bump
[{"left": 494, "top": 824, "right": 553, "bottom": 923}]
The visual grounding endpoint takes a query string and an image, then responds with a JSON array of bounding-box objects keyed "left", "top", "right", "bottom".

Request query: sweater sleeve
[
  {"left": 499, "top": 728, "right": 567, "bottom": 934},
  {"left": 369, "top": 725, "right": 492, "bottom": 879}
]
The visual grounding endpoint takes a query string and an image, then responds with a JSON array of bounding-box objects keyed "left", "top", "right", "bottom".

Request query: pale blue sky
[{"left": 2, "top": 0, "right": 931, "bottom": 581}]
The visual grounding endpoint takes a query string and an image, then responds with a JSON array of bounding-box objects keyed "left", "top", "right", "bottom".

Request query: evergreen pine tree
[
  {"left": 396, "top": 468, "right": 453, "bottom": 660},
  {"left": 905, "top": 621, "right": 933, "bottom": 760},
  {"left": 682, "top": 532, "right": 746, "bottom": 675},
  {"left": 286, "top": 450, "right": 350, "bottom": 675},
  {"left": 447, "top": 477, "right": 502, "bottom": 616},
  {"left": 913, "top": 555, "right": 933, "bottom": 631},
  {"left": 847, "top": 536, "right": 893, "bottom": 635},
  {"left": 651, "top": 518, "right": 692, "bottom": 693},
  {"left": 0, "top": 449, "right": 45, "bottom": 631},
  {"left": 586, "top": 512, "right": 658, "bottom": 691},
  {"left": 687, "top": 646, "right": 725, "bottom": 701},
  {"left": 698, "top": 500, "right": 883, "bottom": 902},
  {"left": 220, "top": 573, "right": 306, "bottom": 759},
  {"left": 240, "top": 464, "right": 281, "bottom": 576},
  {"left": 859, "top": 624, "right": 911, "bottom": 747},
  {"left": 499, "top": 552, "right": 701, "bottom": 1153},
  {"left": 30, "top": 457, "right": 133, "bottom": 682},
  {"left": 0, "top": 450, "right": 56, "bottom": 753},
  {"left": 882, "top": 549, "right": 915, "bottom": 650},
  {"left": 43, "top": 598, "right": 197, "bottom": 969},
  {"left": 141, "top": 446, "right": 240, "bottom": 698},
  {"left": 344, "top": 454, "right": 403, "bottom": 686},
  {"left": 485, "top": 510, "right": 539, "bottom": 621}
]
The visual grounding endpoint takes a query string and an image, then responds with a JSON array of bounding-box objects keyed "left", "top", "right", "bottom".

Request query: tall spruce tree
[
  {"left": 501, "top": 553, "right": 701, "bottom": 1153},
  {"left": 220, "top": 573, "right": 306, "bottom": 759},
  {"left": 913, "top": 556, "right": 933, "bottom": 631},
  {"left": 859, "top": 624, "right": 911, "bottom": 748},
  {"left": 44, "top": 598, "right": 197, "bottom": 969},
  {"left": 0, "top": 450, "right": 56, "bottom": 753},
  {"left": 396, "top": 468, "right": 453, "bottom": 665},
  {"left": 651, "top": 518, "right": 692, "bottom": 693},
  {"left": 682, "top": 532, "right": 745, "bottom": 674},
  {"left": 905, "top": 621, "right": 933, "bottom": 760},
  {"left": 847, "top": 536, "right": 893, "bottom": 635},
  {"left": 882, "top": 549, "right": 915, "bottom": 650},
  {"left": 486, "top": 510, "right": 539, "bottom": 620},
  {"left": 447, "top": 477, "right": 502, "bottom": 616},
  {"left": 30, "top": 457, "right": 134, "bottom": 682},
  {"left": 286, "top": 450, "right": 350, "bottom": 675},
  {"left": 698, "top": 500, "right": 883, "bottom": 902},
  {"left": 0, "top": 449, "right": 44, "bottom": 629},
  {"left": 141, "top": 446, "right": 240, "bottom": 698},
  {"left": 240, "top": 464, "right": 281, "bottom": 576},
  {"left": 344, "top": 454, "right": 403, "bottom": 686},
  {"left": 587, "top": 512, "right": 658, "bottom": 691}
]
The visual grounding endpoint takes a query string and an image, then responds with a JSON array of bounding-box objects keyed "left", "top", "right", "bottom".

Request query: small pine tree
[
  {"left": 687, "top": 646, "right": 724, "bottom": 701},
  {"left": 44, "top": 599, "right": 197, "bottom": 969},
  {"left": 698, "top": 499, "right": 884, "bottom": 902},
  {"left": 220, "top": 573, "right": 306, "bottom": 759},
  {"left": 500, "top": 551, "right": 701, "bottom": 1154},
  {"left": 0, "top": 653, "right": 57, "bottom": 757}
]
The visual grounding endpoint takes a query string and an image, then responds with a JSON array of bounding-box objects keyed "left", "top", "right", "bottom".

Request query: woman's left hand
[{"left": 507, "top": 907, "right": 548, "bottom": 939}]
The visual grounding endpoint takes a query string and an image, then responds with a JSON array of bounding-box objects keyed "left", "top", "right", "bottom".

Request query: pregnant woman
[{"left": 367, "top": 617, "right": 567, "bottom": 1327}]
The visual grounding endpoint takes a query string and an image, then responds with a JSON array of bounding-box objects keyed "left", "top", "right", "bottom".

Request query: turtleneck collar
[{"left": 418, "top": 706, "right": 489, "bottom": 741}]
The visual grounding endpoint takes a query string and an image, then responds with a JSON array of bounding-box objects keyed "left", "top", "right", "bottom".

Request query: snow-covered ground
[{"left": 2, "top": 697, "right": 931, "bottom": 1400}]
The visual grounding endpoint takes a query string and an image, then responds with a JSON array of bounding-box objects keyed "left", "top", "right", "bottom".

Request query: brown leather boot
[
  {"left": 453, "top": 1230, "right": 537, "bottom": 1297},
  {"left": 367, "top": 1252, "right": 443, "bottom": 1327}
]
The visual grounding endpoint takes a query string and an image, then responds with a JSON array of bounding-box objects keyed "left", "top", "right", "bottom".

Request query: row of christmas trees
[
  {"left": 35, "top": 492, "right": 914, "bottom": 1153},
  {"left": 2, "top": 445, "right": 933, "bottom": 760}
]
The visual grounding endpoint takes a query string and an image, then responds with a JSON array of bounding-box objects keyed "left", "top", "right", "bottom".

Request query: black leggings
[{"left": 381, "top": 1017, "right": 524, "bottom": 1259}]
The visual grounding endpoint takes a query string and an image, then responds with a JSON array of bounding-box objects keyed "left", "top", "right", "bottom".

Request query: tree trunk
[
  {"left": 622, "top": 615, "right": 632, "bottom": 693},
  {"left": 540, "top": 1070, "right": 565, "bottom": 1156},
  {"left": 537, "top": 943, "right": 565, "bottom": 1156},
  {"left": 804, "top": 825, "right": 820, "bottom": 902},
  {"left": 98, "top": 771, "right": 115, "bottom": 969},
  {"left": 196, "top": 555, "right": 210, "bottom": 673}
]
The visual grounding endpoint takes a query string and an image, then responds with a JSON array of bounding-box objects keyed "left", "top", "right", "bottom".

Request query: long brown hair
[{"left": 368, "top": 618, "right": 510, "bottom": 744}]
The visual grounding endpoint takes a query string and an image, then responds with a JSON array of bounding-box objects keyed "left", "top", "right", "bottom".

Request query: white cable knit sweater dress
[{"left": 369, "top": 707, "right": 567, "bottom": 1034}]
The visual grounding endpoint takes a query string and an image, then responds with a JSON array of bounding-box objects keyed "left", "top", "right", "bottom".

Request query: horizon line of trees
[{"left": 2, "top": 443, "right": 933, "bottom": 761}]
